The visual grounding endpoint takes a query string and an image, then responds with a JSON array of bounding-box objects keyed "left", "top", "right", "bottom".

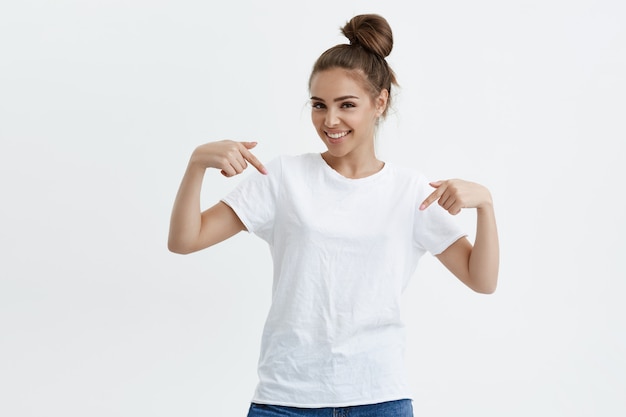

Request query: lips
[{"left": 325, "top": 130, "right": 351, "bottom": 143}]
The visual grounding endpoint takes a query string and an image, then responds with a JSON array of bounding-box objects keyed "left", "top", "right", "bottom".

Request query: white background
[{"left": 1, "top": 0, "right": 625, "bottom": 416}]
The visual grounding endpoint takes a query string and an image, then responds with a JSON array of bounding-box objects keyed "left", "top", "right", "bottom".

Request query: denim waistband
[{"left": 247, "top": 399, "right": 413, "bottom": 417}]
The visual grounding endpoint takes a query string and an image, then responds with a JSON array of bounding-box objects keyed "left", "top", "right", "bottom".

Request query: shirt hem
[
  {"left": 250, "top": 394, "right": 414, "bottom": 409},
  {"left": 221, "top": 198, "right": 253, "bottom": 233},
  {"left": 431, "top": 232, "right": 467, "bottom": 256}
]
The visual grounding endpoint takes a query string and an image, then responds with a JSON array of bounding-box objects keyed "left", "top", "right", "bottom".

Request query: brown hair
[{"left": 309, "top": 14, "right": 399, "bottom": 117}]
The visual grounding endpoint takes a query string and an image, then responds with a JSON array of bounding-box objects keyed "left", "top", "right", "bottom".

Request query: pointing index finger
[
  {"left": 241, "top": 147, "right": 267, "bottom": 175},
  {"left": 419, "top": 181, "right": 445, "bottom": 210}
]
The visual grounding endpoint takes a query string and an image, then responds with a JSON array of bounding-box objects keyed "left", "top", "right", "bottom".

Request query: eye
[
  {"left": 341, "top": 102, "right": 356, "bottom": 108},
  {"left": 311, "top": 102, "right": 326, "bottom": 110}
]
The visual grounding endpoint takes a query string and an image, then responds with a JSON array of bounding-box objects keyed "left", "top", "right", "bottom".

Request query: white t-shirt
[{"left": 222, "top": 153, "right": 465, "bottom": 408}]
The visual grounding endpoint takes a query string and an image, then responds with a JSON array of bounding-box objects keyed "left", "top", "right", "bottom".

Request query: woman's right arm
[{"left": 167, "top": 140, "right": 267, "bottom": 254}]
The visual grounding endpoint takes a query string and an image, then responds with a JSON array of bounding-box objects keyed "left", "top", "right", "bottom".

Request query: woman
[{"left": 168, "top": 13, "right": 499, "bottom": 417}]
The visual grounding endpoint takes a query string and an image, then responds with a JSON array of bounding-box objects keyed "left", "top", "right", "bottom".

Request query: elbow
[
  {"left": 168, "top": 237, "right": 214, "bottom": 254},
  {"left": 465, "top": 261, "right": 499, "bottom": 294},
  {"left": 462, "top": 269, "right": 498, "bottom": 294},
  {"left": 168, "top": 245, "right": 188, "bottom": 255},
  {"left": 474, "top": 283, "right": 497, "bottom": 295},
  {"left": 470, "top": 275, "right": 498, "bottom": 294},
  {"left": 167, "top": 239, "right": 195, "bottom": 255}
]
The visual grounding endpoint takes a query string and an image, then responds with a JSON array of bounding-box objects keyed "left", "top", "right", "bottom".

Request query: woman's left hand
[{"left": 419, "top": 179, "right": 493, "bottom": 215}]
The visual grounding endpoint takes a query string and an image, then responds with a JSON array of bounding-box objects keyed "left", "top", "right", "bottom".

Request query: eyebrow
[{"left": 310, "top": 95, "right": 360, "bottom": 102}]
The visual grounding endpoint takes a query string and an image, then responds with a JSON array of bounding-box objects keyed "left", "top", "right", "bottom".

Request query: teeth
[{"left": 327, "top": 131, "right": 349, "bottom": 139}]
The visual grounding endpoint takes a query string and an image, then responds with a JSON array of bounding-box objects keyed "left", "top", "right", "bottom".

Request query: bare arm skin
[
  {"left": 167, "top": 140, "right": 267, "bottom": 254},
  {"left": 420, "top": 180, "right": 500, "bottom": 294}
]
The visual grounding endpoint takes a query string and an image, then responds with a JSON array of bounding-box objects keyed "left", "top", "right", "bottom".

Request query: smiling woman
[
  {"left": 168, "top": 13, "right": 499, "bottom": 417},
  {"left": 309, "top": 68, "right": 388, "bottom": 178}
]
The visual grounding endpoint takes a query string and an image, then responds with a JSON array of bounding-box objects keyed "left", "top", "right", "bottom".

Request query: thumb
[
  {"left": 241, "top": 141, "right": 258, "bottom": 149},
  {"left": 429, "top": 180, "right": 443, "bottom": 188}
]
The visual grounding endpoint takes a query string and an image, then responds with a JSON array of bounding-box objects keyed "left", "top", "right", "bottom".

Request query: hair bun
[{"left": 341, "top": 14, "right": 393, "bottom": 58}]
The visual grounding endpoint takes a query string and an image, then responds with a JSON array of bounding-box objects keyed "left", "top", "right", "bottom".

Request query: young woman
[{"left": 168, "top": 13, "right": 499, "bottom": 417}]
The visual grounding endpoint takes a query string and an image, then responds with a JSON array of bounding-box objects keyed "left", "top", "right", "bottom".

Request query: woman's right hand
[
  {"left": 190, "top": 140, "right": 267, "bottom": 177},
  {"left": 168, "top": 140, "right": 267, "bottom": 254}
]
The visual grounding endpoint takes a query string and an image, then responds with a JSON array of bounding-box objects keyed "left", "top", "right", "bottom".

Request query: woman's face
[{"left": 309, "top": 68, "right": 387, "bottom": 159}]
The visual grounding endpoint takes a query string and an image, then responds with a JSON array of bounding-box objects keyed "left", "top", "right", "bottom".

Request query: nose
[{"left": 324, "top": 108, "right": 340, "bottom": 127}]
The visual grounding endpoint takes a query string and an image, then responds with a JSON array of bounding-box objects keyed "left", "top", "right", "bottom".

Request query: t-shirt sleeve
[
  {"left": 221, "top": 156, "right": 282, "bottom": 243},
  {"left": 413, "top": 175, "right": 467, "bottom": 255}
]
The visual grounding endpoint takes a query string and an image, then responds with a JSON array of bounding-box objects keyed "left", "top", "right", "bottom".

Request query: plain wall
[{"left": 1, "top": 0, "right": 624, "bottom": 416}]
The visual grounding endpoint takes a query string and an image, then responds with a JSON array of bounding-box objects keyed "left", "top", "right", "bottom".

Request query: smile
[{"left": 326, "top": 130, "right": 351, "bottom": 139}]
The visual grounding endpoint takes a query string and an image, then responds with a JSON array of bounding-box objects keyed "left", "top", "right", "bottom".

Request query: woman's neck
[{"left": 321, "top": 151, "right": 384, "bottom": 179}]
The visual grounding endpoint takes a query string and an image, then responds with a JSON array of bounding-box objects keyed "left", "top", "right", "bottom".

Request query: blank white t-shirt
[{"left": 222, "top": 153, "right": 465, "bottom": 408}]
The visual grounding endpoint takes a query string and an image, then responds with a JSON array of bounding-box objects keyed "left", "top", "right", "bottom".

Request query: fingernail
[{"left": 419, "top": 204, "right": 426, "bottom": 210}]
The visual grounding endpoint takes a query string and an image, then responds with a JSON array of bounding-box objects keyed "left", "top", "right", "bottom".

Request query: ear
[{"left": 375, "top": 89, "right": 389, "bottom": 116}]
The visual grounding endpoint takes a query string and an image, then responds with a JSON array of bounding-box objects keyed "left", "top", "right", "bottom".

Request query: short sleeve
[
  {"left": 221, "top": 156, "right": 282, "bottom": 243},
  {"left": 413, "top": 175, "right": 467, "bottom": 255}
]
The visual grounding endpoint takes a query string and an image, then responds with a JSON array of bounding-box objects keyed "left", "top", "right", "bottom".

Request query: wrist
[
  {"left": 187, "top": 154, "right": 208, "bottom": 175},
  {"left": 476, "top": 186, "right": 493, "bottom": 211},
  {"left": 476, "top": 200, "right": 494, "bottom": 212}
]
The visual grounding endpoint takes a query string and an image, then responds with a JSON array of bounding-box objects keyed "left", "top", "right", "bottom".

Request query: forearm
[
  {"left": 468, "top": 204, "right": 500, "bottom": 293},
  {"left": 168, "top": 162, "right": 206, "bottom": 253}
]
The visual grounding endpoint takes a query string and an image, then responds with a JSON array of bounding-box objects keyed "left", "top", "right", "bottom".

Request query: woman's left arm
[{"left": 420, "top": 180, "right": 500, "bottom": 294}]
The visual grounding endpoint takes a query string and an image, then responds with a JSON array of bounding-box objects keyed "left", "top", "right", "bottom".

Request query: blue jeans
[{"left": 246, "top": 399, "right": 413, "bottom": 417}]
